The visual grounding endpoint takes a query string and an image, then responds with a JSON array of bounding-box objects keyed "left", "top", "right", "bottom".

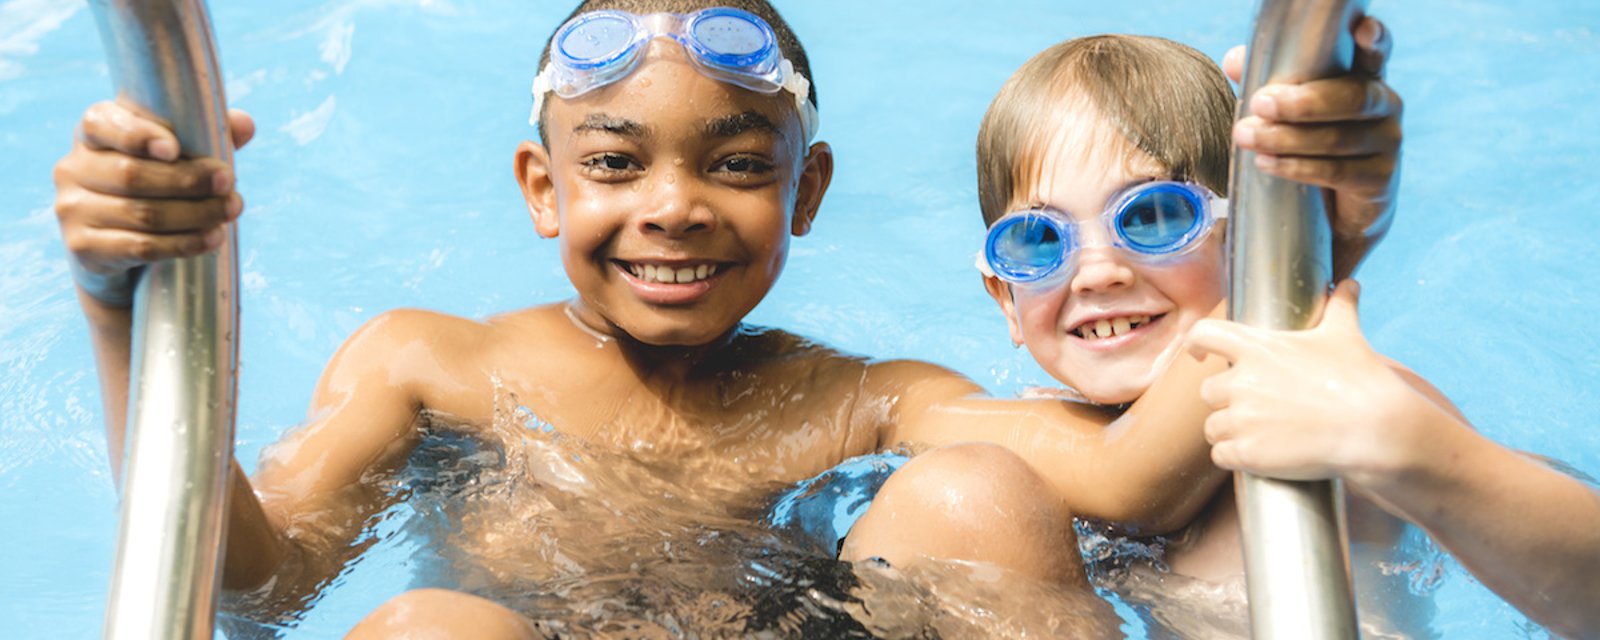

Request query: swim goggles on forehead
[
  {"left": 529, "top": 7, "right": 820, "bottom": 143},
  {"left": 980, "top": 181, "right": 1226, "bottom": 286}
]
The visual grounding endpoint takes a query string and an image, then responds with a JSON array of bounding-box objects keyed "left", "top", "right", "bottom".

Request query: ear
[
  {"left": 515, "top": 140, "right": 560, "bottom": 238},
  {"left": 790, "top": 141, "right": 833, "bottom": 237},
  {"left": 982, "top": 274, "right": 1026, "bottom": 347}
]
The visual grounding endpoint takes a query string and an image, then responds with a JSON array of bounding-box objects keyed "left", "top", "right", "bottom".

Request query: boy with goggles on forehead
[
  {"left": 946, "top": 25, "right": 1600, "bottom": 637},
  {"left": 47, "top": 1, "right": 1460, "bottom": 637}
]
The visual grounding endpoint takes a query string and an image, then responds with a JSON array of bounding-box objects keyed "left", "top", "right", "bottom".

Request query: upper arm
[{"left": 251, "top": 309, "right": 479, "bottom": 516}]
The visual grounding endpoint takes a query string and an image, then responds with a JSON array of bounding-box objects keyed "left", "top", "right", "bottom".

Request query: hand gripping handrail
[
  {"left": 1228, "top": 0, "right": 1368, "bottom": 637},
  {"left": 88, "top": 1, "right": 239, "bottom": 638}
]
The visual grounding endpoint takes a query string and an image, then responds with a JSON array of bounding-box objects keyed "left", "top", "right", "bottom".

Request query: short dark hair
[{"left": 533, "top": 0, "right": 817, "bottom": 141}]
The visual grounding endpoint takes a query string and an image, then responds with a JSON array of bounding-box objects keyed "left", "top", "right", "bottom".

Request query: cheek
[{"left": 1012, "top": 287, "right": 1069, "bottom": 342}]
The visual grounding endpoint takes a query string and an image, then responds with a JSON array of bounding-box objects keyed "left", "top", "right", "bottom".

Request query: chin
[
  {"left": 1050, "top": 365, "right": 1155, "bottom": 407},
  {"left": 623, "top": 320, "right": 735, "bottom": 348}
]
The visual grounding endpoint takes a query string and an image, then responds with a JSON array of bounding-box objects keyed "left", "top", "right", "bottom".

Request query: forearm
[
  {"left": 78, "top": 288, "right": 134, "bottom": 478},
  {"left": 80, "top": 288, "right": 289, "bottom": 591},
  {"left": 223, "top": 461, "right": 291, "bottom": 591},
  {"left": 1368, "top": 410, "right": 1600, "bottom": 638},
  {"left": 1075, "top": 351, "right": 1229, "bottom": 531}
]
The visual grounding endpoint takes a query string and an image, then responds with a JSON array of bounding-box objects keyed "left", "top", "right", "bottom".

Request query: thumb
[
  {"left": 1352, "top": 16, "right": 1391, "bottom": 78},
  {"left": 1185, "top": 317, "right": 1268, "bottom": 364},
  {"left": 228, "top": 109, "right": 256, "bottom": 150},
  {"left": 1222, "top": 45, "right": 1246, "bottom": 85}
]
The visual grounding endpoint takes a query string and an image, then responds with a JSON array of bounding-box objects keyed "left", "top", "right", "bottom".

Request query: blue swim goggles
[
  {"left": 529, "top": 7, "right": 819, "bottom": 142},
  {"left": 981, "top": 181, "right": 1227, "bottom": 286}
]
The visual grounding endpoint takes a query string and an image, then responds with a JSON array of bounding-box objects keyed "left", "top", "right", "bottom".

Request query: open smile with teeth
[
  {"left": 1073, "top": 314, "right": 1156, "bottom": 340},
  {"left": 621, "top": 261, "right": 721, "bottom": 284}
]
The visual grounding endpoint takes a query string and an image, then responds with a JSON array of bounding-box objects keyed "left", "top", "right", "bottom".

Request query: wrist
[
  {"left": 1346, "top": 389, "right": 1466, "bottom": 509},
  {"left": 70, "top": 257, "right": 143, "bottom": 308}
]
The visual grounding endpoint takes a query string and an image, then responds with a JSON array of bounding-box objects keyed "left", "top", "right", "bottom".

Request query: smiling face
[
  {"left": 985, "top": 101, "right": 1225, "bottom": 404},
  {"left": 517, "top": 41, "right": 831, "bottom": 347}
]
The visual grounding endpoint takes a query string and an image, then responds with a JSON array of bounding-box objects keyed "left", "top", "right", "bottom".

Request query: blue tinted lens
[
  {"left": 688, "top": 8, "right": 775, "bottom": 68},
  {"left": 1117, "top": 188, "right": 1201, "bottom": 252},
  {"left": 988, "top": 214, "right": 1069, "bottom": 281},
  {"left": 558, "top": 13, "right": 636, "bottom": 66}
]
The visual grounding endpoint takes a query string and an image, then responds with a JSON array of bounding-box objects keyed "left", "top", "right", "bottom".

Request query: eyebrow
[
  {"left": 704, "top": 111, "right": 784, "bottom": 140},
  {"left": 573, "top": 113, "right": 649, "bottom": 138}
]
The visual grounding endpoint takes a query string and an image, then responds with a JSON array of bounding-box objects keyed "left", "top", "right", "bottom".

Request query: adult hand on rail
[
  {"left": 53, "top": 101, "right": 255, "bottom": 292},
  {"left": 1223, "top": 16, "right": 1401, "bottom": 280}
]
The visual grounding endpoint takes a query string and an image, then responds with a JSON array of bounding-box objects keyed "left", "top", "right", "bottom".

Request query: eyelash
[
  {"left": 582, "top": 153, "right": 639, "bottom": 172},
  {"left": 715, "top": 155, "right": 774, "bottom": 176}
]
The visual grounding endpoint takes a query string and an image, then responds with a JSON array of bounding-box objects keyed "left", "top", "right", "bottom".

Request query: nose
[
  {"left": 637, "top": 169, "right": 717, "bottom": 237},
  {"left": 1068, "top": 244, "right": 1136, "bottom": 295}
]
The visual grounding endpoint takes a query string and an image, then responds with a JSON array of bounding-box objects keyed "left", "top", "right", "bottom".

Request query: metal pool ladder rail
[
  {"left": 89, "top": 0, "right": 239, "bottom": 638},
  {"left": 1229, "top": 0, "right": 1369, "bottom": 637}
]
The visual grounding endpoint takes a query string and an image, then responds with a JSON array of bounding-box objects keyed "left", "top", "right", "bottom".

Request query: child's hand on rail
[
  {"left": 1224, "top": 16, "right": 1402, "bottom": 278},
  {"left": 53, "top": 101, "right": 255, "bottom": 284}
]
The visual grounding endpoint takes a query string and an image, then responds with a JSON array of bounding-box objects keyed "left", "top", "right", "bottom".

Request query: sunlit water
[{"left": 3, "top": 0, "right": 1598, "bottom": 637}]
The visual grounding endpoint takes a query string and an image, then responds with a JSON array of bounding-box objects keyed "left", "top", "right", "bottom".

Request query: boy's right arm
[{"left": 54, "top": 103, "right": 438, "bottom": 591}]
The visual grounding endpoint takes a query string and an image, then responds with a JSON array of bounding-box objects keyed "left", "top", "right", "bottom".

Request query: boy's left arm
[
  {"left": 872, "top": 342, "right": 1230, "bottom": 534},
  {"left": 1187, "top": 281, "right": 1600, "bottom": 639}
]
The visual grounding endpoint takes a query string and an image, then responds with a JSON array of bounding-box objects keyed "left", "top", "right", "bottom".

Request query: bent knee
[
  {"left": 347, "top": 588, "right": 537, "bottom": 640},
  {"left": 843, "top": 443, "right": 1082, "bottom": 582},
  {"left": 881, "top": 442, "right": 1065, "bottom": 521}
]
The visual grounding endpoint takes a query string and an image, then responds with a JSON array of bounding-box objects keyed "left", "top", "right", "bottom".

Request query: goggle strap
[
  {"left": 529, "top": 68, "right": 553, "bottom": 127},
  {"left": 528, "top": 59, "right": 819, "bottom": 142}
]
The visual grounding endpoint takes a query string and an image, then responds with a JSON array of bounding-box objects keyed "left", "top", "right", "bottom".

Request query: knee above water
[{"left": 882, "top": 442, "right": 1066, "bottom": 523}]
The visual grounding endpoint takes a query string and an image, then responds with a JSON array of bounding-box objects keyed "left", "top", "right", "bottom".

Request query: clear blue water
[{"left": 3, "top": 0, "right": 1598, "bottom": 637}]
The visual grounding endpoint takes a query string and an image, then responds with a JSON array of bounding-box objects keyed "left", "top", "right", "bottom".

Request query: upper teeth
[
  {"left": 627, "top": 263, "right": 718, "bottom": 284},
  {"left": 1076, "top": 315, "right": 1150, "bottom": 340}
]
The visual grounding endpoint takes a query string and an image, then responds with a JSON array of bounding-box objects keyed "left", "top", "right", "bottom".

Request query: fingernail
[
  {"left": 212, "top": 169, "right": 233, "bottom": 194},
  {"left": 148, "top": 139, "right": 179, "bottom": 161},
  {"left": 204, "top": 227, "right": 226, "bottom": 250},
  {"left": 1357, "top": 18, "right": 1383, "bottom": 48},
  {"left": 1251, "top": 92, "right": 1279, "bottom": 119},
  {"left": 226, "top": 193, "right": 244, "bottom": 219},
  {"left": 1254, "top": 154, "right": 1280, "bottom": 170}
]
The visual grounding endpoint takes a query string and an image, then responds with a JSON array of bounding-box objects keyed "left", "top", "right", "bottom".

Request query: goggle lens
[
  {"left": 989, "top": 214, "right": 1070, "bottom": 282},
  {"left": 557, "top": 13, "right": 636, "bottom": 66},
  {"left": 693, "top": 14, "right": 767, "bottom": 58},
  {"left": 1117, "top": 189, "right": 1201, "bottom": 252}
]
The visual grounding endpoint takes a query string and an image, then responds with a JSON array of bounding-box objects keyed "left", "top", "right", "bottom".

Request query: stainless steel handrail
[
  {"left": 1228, "top": 0, "right": 1368, "bottom": 637},
  {"left": 89, "top": 1, "right": 238, "bottom": 638}
]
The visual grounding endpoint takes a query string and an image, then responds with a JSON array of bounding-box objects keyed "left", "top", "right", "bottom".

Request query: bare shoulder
[{"left": 861, "top": 357, "right": 985, "bottom": 400}]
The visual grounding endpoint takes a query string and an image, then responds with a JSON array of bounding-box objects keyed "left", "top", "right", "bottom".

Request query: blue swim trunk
[{"left": 765, "top": 452, "right": 909, "bottom": 555}]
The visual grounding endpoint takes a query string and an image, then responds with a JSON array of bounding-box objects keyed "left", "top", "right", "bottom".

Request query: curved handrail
[
  {"left": 88, "top": 1, "right": 239, "bottom": 638},
  {"left": 1228, "top": 0, "right": 1368, "bottom": 637}
]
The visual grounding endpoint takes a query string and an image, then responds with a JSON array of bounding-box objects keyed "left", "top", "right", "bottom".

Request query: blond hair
[{"left": 976, "top": 35, "right": 1235, "bottom": 226}]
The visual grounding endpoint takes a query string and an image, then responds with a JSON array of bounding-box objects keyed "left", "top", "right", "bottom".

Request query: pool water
[{"left": 3, "top": 0, "right": 1598, "bottom": 637}]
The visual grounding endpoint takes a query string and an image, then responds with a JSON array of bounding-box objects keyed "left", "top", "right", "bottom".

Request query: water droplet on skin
[
  {"left": 664, "top": 173, "right": 676, "bottom": 185},
  {"left": 631, "top": 183, "right": 642, "bottom": 192},
  {"left": 673, "top": 158, "right": 684, "bottom": 166}
]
